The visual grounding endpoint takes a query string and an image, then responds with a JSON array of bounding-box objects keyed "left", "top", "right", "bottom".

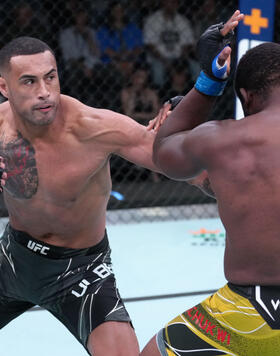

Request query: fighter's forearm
[{"left": 154, "top": 88, "right": 215, "bottom": 142}]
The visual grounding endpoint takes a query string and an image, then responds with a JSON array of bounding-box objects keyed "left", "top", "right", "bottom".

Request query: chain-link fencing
[{"left": 0, "top": 0, "right": 277, "bottom": 221}]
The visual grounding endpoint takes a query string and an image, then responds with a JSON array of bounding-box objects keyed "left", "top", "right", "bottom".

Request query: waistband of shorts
[
  {"left": 228, "top": 282, "right": 280, "bottom": 329},
  {"left": 228, "top": 282, "right": 280, "bottom": 298},
  {"left": 227, "top": 282, "right": 255, "bottom": 298},
  {"left": 7, "top": 224, "right": 109, "bottom": 259}
]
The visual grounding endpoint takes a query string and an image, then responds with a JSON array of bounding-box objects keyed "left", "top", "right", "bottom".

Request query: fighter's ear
[
  {"left": 0, "top": 76, "right": 9, "bottom": 99},
  {"left": 239, "top": 88, "right": 249, "bottom": 106},
  {"left": 239, "top": 87, "right": 261, "bottom": 115}
]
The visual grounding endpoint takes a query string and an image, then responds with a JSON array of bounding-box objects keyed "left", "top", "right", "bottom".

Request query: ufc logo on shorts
[
  {"left": 27, "top": 240, "right": 50, "bottom": 255},
  {"left": 71, "top": 279, "right": 90, "bottom": 298},
  {"left": 71, "top": 263, "right": 113, "bottom": 298},
  {"left": 93, "top": 263, "right": 113, "bottom": 279}
]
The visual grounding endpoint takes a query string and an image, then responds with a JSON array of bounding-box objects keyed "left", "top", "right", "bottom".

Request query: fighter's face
[{"left": 0, "top": 51, "right": 60, "bottom": 126}]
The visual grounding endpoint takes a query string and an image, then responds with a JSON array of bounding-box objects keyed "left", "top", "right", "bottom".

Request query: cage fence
[{"left": 0, "top": 0, "right": 278, "bottom": 222}]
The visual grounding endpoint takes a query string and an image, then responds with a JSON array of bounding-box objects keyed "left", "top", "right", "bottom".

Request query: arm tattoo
[{"left": 1, "top": 132, "right": 38, "bottom": 199}]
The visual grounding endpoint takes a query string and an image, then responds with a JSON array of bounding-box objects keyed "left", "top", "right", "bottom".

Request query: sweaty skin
[
  {"left": 0, "top": 51, "right": 159, "bottom": 249},
  {"left": 187, "top": 170, "right": 215, "bottom": 199},
  {"left": 154, "top": 91, "right": 280, "bottom": 287},
  {"left": 0, "top": 131, "right": 38, "bottom": 198},
  {"left": 153, "top": 11, "right": 280, "bottom": 286}
]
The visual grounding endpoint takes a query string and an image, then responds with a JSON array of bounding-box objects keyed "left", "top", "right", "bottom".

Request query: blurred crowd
[
  {"left": 0, "top": 0, "right": 238, "bottom": 117},
  {"left": 0, "top": 0, "right": 239, "bottom": 185}
]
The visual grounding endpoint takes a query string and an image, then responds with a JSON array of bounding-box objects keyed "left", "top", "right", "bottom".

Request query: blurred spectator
[
  {"left": 91, "top": 63, "right": 124, "bottom": 111},
  {"left": 185, "top": 0, "right": 220, "bottom": 83},
  {"left": 143, "top": 0, "right": 195, "bottom": 88},
  {"left": 123, "top": 0, "right": 159, "bottom": 27},
  {"left": 90, "top": 1, "right": 146, "bottom": 111},
  {"left": 59, "top": 7, "right": 101, "bottom": 105},
  {"left": 1, "top": 2, "right": 50, "bottom": 45},
  {"left": 121, "top": 64, "right": 160, "bottom": 126},
  {"left": 96, "top": 1, "right": 144, "bottom": 67},
  {"left": 90, "top": 0, "right": 109, "bottom": 28},
  {"left": 192, "top": 0, "right": 219, "bottom": 39},
  {"left": 160, "top": 63, "right": 194, "bottom": 103},
  {"left": 121, "top": 64, "right": 160, "bottom": 182},
  {"left": 44, "top": 0, "right": 82, "bottom": 34},
  {"left": 59, "top": 8, "right": 100, "bottom": 73}
]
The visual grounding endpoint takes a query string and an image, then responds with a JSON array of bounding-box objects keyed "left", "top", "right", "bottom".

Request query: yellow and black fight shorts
[{"left": 156, "top": 283, "right": 280, "bottom": 356}]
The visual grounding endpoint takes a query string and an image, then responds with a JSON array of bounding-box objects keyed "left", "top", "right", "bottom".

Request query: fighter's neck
[{"left": 11, "top": 104, "right": 64, "bottom": 142}]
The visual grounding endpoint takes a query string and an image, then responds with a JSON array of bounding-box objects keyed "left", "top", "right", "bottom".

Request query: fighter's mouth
[{"left": 34, "top": 104, "right": 53, "bottom": 112}]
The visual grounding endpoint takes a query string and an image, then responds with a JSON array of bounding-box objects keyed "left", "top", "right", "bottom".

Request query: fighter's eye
[
  {"left": 46, "top": 75, "right": 55, "bottom": 81},
  {"left": 24, "top": 79, "right": 34, "bottom": 85}
]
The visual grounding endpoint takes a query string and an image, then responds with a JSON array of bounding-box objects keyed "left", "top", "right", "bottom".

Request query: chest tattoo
[{"left": 1, "top": 132, "right": 38, "bottom": 199}]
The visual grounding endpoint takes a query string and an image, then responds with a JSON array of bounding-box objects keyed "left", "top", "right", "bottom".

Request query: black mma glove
[
  {"left": 197, "top": 23, "right": 234, "bottom": 81},
  {"left": 195, "top": 22, "right": 235, "bottom": 96},
  {"left": 168, "top": 95, "right": 184, "bottom": 110}
]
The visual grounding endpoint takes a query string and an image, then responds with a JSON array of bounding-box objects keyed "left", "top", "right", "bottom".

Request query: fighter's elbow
[{"left": 153, "top": 139, "right": 191, "bottom": 179}]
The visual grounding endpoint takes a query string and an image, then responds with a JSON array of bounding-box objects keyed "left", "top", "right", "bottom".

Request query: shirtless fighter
[
  {"left": 0, "top": 36, "right": 165, "bottom": 355},
  {"left": 141, "top": 9, "right": 280, "bottom": 356}
]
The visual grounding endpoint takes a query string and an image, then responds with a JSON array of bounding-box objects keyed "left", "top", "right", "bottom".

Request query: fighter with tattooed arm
[{"left": 0, "top": 35, "right": 166, "bottom": 355}]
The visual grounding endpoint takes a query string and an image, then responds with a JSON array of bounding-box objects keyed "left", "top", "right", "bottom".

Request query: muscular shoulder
[
  {"left": 191, "top": 119, "right": 237, "bottom": 143},
  {"left": 188, "top": 118, "right": 245, "bottom": 162},
  {"left": 61, "top": 95, "right": 150, "bottom": 148},
  {"left": 60, "top": 95, "right": 104, "bottom": 138},
  {"left": 210, "top": 117, "right": 258, "bottom": 147},
  {"left": 199, "top": 118, "right": 243, "bottom": 140}
]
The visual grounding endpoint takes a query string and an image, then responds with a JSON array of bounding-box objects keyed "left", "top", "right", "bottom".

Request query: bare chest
[{"left": 1, "top": 132, "right": 109, "bottom": 201}]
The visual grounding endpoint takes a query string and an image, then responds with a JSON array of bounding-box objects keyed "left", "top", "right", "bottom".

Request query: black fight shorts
[{"left": 0, "top": 224, "right": 131, "bottom": 353}]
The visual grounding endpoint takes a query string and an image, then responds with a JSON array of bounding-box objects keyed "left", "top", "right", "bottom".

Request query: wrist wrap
[{"left": 195, "top": 71, "right": 227, "bottom": 96}]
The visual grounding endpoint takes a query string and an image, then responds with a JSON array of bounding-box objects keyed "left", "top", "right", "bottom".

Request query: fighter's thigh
[
  {"left": 0, "top": 296, "right": 35, "bottom": 328},
  {"left": 141, "top": 335, "right": 161, "bottom": 356},
  {"left": 44, "top": 274, "right": 132, "bottom": 351},
  {"left": 88, "top": 321, "right": 139, "bottom": 356},
  {"left": 149, "top": 322, "right": 220, "bottom": 356},
  {"left": 141, "top": 310, "right": 232, "bottom": 356}
]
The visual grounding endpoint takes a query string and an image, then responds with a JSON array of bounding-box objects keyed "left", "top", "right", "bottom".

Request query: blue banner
[
  {"left": 236, "top": 0, "right": 275, "bottom": 119},
  {"left": 238, "top": 1, "right": 275, "bottom": 41}
]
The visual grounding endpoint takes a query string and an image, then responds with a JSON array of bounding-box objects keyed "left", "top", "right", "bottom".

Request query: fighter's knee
[
  {"left": 140, "top": 334, "right": 162, "bottom": 356},
  {"left": 87, "top": 321, "right": 139, "bottom": 356}
]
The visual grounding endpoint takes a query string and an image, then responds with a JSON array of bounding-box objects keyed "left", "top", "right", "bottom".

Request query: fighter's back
[{"left": 207, "top": 110, "right": 280, "bottom": 285}]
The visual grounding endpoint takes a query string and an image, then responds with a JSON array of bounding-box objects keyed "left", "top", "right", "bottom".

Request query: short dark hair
[
  {"left": 0, "top": 36, "right": 55, "bottom": 75},
  {"left": 234, "top": 42, "right": 280, "bottom": 101}
]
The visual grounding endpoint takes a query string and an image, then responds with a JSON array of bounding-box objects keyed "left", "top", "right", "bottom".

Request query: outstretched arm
[{"left": 91, "top": 108, "right": 161, "bottom": 172}]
